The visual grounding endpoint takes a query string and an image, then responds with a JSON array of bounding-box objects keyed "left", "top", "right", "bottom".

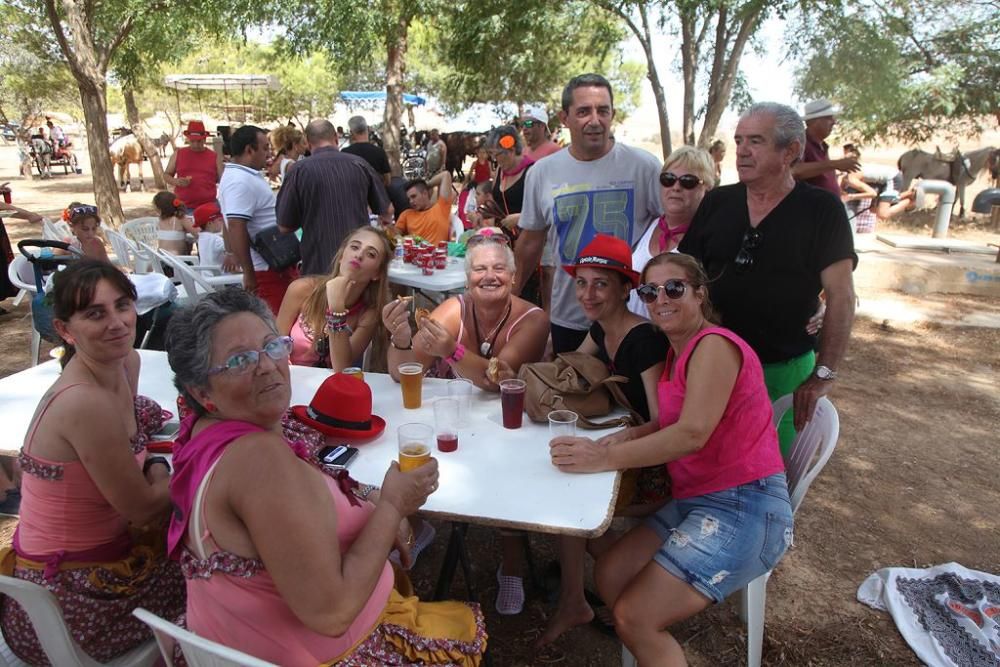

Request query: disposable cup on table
[
  {"left": 447, "top": 378, "right": 474, "bottom": 427},
  {"left": 548, "top": 410, "right": 579, "bottom": 438},
  {"left": 434, "top": 398, "right": 460, "bottom": 453},
  {"left": 397, "top": 423, "right": 433, "bottom": 472},
  {"left": 499, "top": 379, "right": 526, "bottom": 429},
  {"left": 398, "top": 362, "right": 424, "bottom": 409}
]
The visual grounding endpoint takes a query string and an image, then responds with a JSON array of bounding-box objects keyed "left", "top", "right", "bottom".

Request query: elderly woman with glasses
[
  {"left": 0, "top": 260, "right": 184, "bottom": 664},
  {"left": 383, "top": 228, "right": 548, "bottom": 390},
  {"left": 551, "top": 253, "right": 793, "bottom": 666},
  {"left": 628, "top": 147, "right": 715, "bottom": 316},
  {"left": 164, "top": 289, "right": 486, "bottom": 666}
]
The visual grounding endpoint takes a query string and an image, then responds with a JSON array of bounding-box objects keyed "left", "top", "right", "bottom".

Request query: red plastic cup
[{"left": 2, "top": 191, "right": 10, "bottom": 205}]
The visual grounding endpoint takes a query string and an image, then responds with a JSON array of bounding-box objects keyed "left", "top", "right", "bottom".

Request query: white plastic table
[
  {"left": 388, "top": 257, "right": 467, "bottom": 300},
  {"left": 0, "top": 351, "right": 622, "bottom": 537}
]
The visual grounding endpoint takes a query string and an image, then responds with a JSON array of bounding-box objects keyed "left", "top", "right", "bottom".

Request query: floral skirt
[
  {"left": 329, "top": 573, "right": 487, "bottom": 667},
  {"left": 0, "top": 527, "right": 185, "bottom": 665}
]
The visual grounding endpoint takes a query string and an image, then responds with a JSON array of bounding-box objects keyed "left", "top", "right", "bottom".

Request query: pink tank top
[
  {"left": 289, "top": 315, "right": 321, "bottom": 366},
  {"left": 174, "top": 147, "right": 218, "bottom": 208},
  {"left": 657, "top": 327, "right": 784, "bottom": 499},
  {"left": 17, "top": 385, "right": 146, "bottom": 556},
  {"left": 179, "top": 424, "right": 393, "bottom": 665}
]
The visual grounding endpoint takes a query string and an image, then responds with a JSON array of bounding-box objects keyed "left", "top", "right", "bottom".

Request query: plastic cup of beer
[
  {"left": 447, "top": 378, "right": 474, "bottom": 427},
  {"left": 398, "top": 423, "right": 433, "bottom": 472},
  {"left": 548, "top": 410, "right": 578, "bottom": 438},
  {"left": 499, "top": 379, "right": 526, "bottom": 429},
  {"left": 398, "top": 362, "right": 424, "bottom": 409},
  {"left": 434, "top": 398, "right": 459, "bottom": 453}
]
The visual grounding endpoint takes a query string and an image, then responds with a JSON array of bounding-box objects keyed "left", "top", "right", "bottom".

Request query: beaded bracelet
[{"left": 327, "top": 319, "right": 353, "bottom": 336}]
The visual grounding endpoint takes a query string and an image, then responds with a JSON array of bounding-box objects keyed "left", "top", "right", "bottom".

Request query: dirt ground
[{"left": 1, "top": 145, "right": 999, "bottom": 665}]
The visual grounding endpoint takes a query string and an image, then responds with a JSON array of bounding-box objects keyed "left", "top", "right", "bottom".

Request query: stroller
[{"left": 17, "top": 239, "right": 81, "bottom": 344}]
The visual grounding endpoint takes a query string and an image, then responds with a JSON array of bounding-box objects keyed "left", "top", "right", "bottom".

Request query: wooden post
[{"left": 991, "top": 204, "right": 1000, "bottom": 233}]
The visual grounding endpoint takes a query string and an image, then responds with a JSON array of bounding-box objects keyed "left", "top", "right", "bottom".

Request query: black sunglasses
[
  {"left": 636, "top": 279, "right": 689, "bottom": 303},
  {"left": 734, "top": 227, "right": 762, "bottom": 273},
  {"left": 659, "top": 172, "right": 703, "bottom": 190},
  {"left": 521, "top": 119, "right": 538, "bottom": 129}
]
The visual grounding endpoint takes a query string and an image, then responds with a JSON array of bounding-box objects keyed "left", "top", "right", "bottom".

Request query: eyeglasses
[
  {"left": 659, "top": 172, "right": 703, "bottom": 190},
  {"left": 636, "top": 279, "right": 690, "bottom": 303},
  {"left": 466, "top": 232, "right": 510, "bottom": 248},
  {"left": 734, "top": 228, "right": 762, "bottom": 273},
  {"left": 521, "top": 120, "right": 537, "bottom": 129},
  {"left": 208, "top": 336, "right": 293, "bottom": 376}
]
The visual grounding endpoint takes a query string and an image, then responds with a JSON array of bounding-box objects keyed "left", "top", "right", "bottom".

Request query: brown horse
[
  {"left": 109, "top": 134, "right": 145, "bottom": 192},
  {"left": 897, "top": 146, "right": 997, "bottom": 217}
]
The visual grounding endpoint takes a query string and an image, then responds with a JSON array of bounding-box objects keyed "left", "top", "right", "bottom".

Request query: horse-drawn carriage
[{"left": 23, "top": 135, "right": 80, "bottom": 178}]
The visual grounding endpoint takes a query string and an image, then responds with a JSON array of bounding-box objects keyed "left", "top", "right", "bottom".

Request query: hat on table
[
  {"left": 521, "top": 104, "right": 548, "bottom": 125},
  {"left": 291, "top": 373, "right": 386, "bottom": 441},
  {"left": 562, "top": 234, "right": 640, "bottom": 288},
  {"left": 802, "top": 99, "right": 841, "bottom": 121},
  {"left": 183, "top": 120, "right": 211, "bottom": 138},
  {"left": 192, "top": 202, "right": 223, "bottom": 228}
]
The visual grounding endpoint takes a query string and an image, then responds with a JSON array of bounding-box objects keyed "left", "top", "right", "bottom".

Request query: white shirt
[{"left": 218, "top": 162, "right": 277, "bottom": 272}]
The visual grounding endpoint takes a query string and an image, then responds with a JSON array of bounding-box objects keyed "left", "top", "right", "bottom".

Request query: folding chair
[
  {"left": 132, "top": 608, "right": 277, "bottom": 667},
  {"left": 622, "top": 395, "right": 840, "bottom": 667},
  {"left": 0, "top": 574, "right": 159, "bottom": 666}
]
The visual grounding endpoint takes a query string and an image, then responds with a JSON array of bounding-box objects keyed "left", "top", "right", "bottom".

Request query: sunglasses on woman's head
[
  {"left": 466, "top": 233, "right": 510, "bottom": 248},
  {"left": 208, "top": 336, "right": 293, "bottom": 376},
  {"left": 636, "top": 279, "right": 689, "bottom": 303},
  {"left": 70, "top": 205, "right": 99, "bottom": 217},
  {"left": 659, "top": 172, "right": 703, "bottom": 190}
]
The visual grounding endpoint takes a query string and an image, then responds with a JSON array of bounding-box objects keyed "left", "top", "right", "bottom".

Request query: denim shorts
[{"left": 644, "top": 473, "right": 794, "bottom": 603}]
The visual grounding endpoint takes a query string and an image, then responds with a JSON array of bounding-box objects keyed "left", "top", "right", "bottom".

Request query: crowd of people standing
[{"left": 0, "top": 71, "right": 859, "bottom": 667}]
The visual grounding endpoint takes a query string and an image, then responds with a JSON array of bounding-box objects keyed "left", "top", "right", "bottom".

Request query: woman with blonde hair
[
  {"left": 268, "top": 126, "right": 307, "bottom": 183},
  {"left": 276, "top": 226, "right": 392, "bottom": 371}
]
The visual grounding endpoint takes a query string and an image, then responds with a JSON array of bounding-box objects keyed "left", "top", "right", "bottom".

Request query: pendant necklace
[{"left": 472, "top": 300, "right": 512, "bottom": 357}]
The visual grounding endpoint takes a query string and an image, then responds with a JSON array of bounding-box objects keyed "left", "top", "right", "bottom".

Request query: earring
[{"left": 204, "top": 400, "right": 217, "bottom": 413}]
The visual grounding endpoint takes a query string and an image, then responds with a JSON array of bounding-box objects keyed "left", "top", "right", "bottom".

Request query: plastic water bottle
[{"left": 394, "top": 243, "right": 404, "bottom": 267}]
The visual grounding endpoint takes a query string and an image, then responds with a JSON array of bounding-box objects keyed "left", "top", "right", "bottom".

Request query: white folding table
[{"left": 388, "top": 258, "right": 467, "bottom": 304}]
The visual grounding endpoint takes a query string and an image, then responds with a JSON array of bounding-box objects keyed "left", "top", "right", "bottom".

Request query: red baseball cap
[
  {"left": 562, "top": 234, "right": 640, "bottom": 288},
  {"left": 192, "top": 202, "right": 223, "bottom": 228}
]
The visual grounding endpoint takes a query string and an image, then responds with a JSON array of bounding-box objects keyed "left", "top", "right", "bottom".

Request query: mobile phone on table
[
  {"left": 318, "top": 444, "right": 359, "bottom": 470},
  {"left": 150, "top": 421, "right": 180, "bottom": 442}
]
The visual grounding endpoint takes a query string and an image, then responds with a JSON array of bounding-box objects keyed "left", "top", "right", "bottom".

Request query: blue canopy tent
[{"left": 340, "top": 91, "right": 426, "bottom": 106}]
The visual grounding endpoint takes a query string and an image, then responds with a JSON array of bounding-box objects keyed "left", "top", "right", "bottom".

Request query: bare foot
[{"left": 534, "top": 598, "right": 594, "bottom": 647}]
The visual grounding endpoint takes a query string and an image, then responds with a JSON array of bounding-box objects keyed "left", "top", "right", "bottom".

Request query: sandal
[
  {"left": 584, "top": 588, "right": 617, "bottom": 638},
  {"left": 495, "top": 564, "right": 525, "bottom": 615}
]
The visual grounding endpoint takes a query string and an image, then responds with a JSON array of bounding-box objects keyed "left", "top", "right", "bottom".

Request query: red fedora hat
[
  {"left": 562, "top": 234, "right": 641, "bottom": 288},
  {"left": 291, "top": 374, "right": 386, "bottom": 441},
  {"left": 183, "top": 120, "right": 211, "bottom": 138}
]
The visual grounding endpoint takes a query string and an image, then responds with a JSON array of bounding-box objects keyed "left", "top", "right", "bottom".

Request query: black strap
[{"left": 306, "top": 407, "right": 372, "bottom": 431}]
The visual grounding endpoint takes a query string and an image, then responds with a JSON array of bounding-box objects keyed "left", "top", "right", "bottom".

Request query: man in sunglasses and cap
[
  {"left": 679, "top": 101, "right": 856, "bottom": 453},
  {"left": 791, "top": 98, "right": 860, "bottom": 196},
  {"left": 520, "top": 104, "right": 561, "bottom": 162}
]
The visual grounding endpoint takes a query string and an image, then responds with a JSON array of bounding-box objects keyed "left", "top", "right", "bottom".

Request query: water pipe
[{"left": 917, "top": 179, "right": 957, "bottom": 238}]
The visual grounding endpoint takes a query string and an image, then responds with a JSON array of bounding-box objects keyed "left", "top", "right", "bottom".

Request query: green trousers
[{"left": 762, "top": 350, "right": 816, "bottom": 459}]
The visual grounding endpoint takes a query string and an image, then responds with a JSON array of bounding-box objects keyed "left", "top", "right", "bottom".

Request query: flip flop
[{"left": 584, "top": 588, "right": 617, "bottom": 638}]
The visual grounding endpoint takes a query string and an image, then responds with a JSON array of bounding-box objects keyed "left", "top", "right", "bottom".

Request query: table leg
[{"left": 433, "top": 522, "right": 477, "bottom": 601}]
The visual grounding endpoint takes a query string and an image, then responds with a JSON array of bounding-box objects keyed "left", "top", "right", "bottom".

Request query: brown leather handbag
[{"left": 517, "top": 351, "right": 641, "bottom": 429}]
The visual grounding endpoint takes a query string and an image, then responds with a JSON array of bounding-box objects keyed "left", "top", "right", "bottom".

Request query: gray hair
[
  {"left": 740, "top": 102, "right": 805, "bottom": 160},
  {"left": 663, "top": 146, "right": 717, "bottom": 189},
  {"left": 305, "top": 118, "right": 338, "bottom": 145},
  {"left": 464, "top": 239, "right": 516, "bottom": 278},
  {"left": 165, "top": 289, "right": 277, "bottom": 415},
  {"left": 561, "top": 73, "right": 614, "bottom": 112},
  {"left": 347, "top": 115, "right": 368, "bottom": 136},
  {"left": 485, "top": 125, "right": 523, "bottom": 155}
]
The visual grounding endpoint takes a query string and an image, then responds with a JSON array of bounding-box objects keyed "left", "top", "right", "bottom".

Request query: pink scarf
[
  {"left": 499, "top": 155, "right": 535, "bottom": 178},
  {"left": 657, "top": 217, "right": 689, "bottom": 252}
]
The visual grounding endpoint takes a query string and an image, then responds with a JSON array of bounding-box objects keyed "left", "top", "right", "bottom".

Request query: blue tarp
[{"left": 340, "top": 91, "right": 426, "bottom": 106}]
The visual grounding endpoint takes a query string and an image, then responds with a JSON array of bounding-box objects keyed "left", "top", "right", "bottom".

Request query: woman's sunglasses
[
  {"left": 659, "top": 172, "right": 703, "bottom": 190},
  {"left": 466, "top": 233, "right": 510, "bottom": 248},
  {"left": 636, "top": 279, "right": 689, "bottom": 303},
  {"left": 208, "top": 336, "right": 293, "bottom": 376}
]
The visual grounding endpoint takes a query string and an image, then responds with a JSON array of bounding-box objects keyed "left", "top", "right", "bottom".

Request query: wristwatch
[{"left": 814, "top": 365, "right": 837, "bottom": 381}]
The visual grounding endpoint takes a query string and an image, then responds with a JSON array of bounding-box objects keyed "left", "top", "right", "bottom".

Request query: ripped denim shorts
[{"left": 644, "top": 472, "right": 794, "bottom": 603}]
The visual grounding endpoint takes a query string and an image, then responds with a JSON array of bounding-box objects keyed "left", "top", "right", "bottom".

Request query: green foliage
[{"left": 791, "top": 0, "right": 1000, "bottom": 142}]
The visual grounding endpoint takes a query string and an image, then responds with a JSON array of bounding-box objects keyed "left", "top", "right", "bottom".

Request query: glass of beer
[
  {"left": 398, "top": 362, "right": 424, "bottom": 409},
  {"left": 548, "top": 410, "right": 578, "bottom": 438},
  {"left": 398, "top": 423, "right": 433, "bottom": 472},
  {"left": 434, "top": 398, "right": 459, "bottom": 453},
  {"left": 499, "top": 379, "right": 526, "bottom": 429}
]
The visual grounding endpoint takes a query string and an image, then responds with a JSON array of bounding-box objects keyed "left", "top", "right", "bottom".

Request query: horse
[
  {"left": 151, "top": 132, "right": 173, "bottom": 158},
  {"left": 109, "top": 134, "right": 145, "bottom": 192},
  {"left": 897, "top": 146, "right": 997, "bottom": 217}
]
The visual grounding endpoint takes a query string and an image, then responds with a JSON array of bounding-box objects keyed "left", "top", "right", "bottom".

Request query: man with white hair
[
  {"left": 342, "top": 115, "right": 392, "bottom": 187},
  {"left": 791, "top": 98, "right": 860, "bottom": 196},
  {"left": 679, "top": 101, "right": 857, "bottom": 452},
  {"left": 520, "top": 104, "right": 561, "bottom": 161}
]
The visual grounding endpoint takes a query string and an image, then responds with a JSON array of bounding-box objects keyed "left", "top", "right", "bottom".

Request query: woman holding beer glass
[
  {"left": 382, "top": 228, "right": 548, "bottom": 391},
  {"left": 165, "top": 289, "right": 486, "bottom": 666},
  {"left": 551, "top": 253, "right": 793, "bottom": 666},
  {"left": 276, "top": 226, "right": 392, "bottom": 371}
]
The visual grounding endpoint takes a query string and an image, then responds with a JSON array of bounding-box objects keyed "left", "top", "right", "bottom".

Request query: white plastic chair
[
  {"left": 151, "top": 246, "right": 217, "bottom": 304},
  {"left": 121, "top": 218, "right": 159, "bottom": 248},
  {"left": 7, "top": 255, "right": 41, "bottom": 366},
  {"left": 41, "top": 217, "right": 72, "bottom": 243},
  {"left": 621, "top": 394, "right": 840, "bottom": 667},
  {"left": 132, "top": 608, "right": 277, "bottom": 667},
  {"left": 105, "top": 229, "right": 138, "bottom": 271},
  {"left": 0, "top": 574, "right": 159, "bottom": 666},
  {"left": 450, "top": 212, "right": 463, "bottom": 241}
]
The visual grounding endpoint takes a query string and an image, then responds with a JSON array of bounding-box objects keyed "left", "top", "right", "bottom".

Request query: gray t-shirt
[{"left": 519, "top": 141, "right": 662, "bottom": 330}]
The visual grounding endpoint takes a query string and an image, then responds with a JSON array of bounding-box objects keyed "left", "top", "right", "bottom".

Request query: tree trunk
[
  {"left": 78, "top": 82, "right": 126, "bottom": 227},
  {"left": 123, "top": 86, "right": 166, "bottom": 190},
  {"left": 680, "top": 7, "right": 698, "bottom": 146},
  {"left": 383, "top": 12, "right": 411, "bottom": 178}
]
